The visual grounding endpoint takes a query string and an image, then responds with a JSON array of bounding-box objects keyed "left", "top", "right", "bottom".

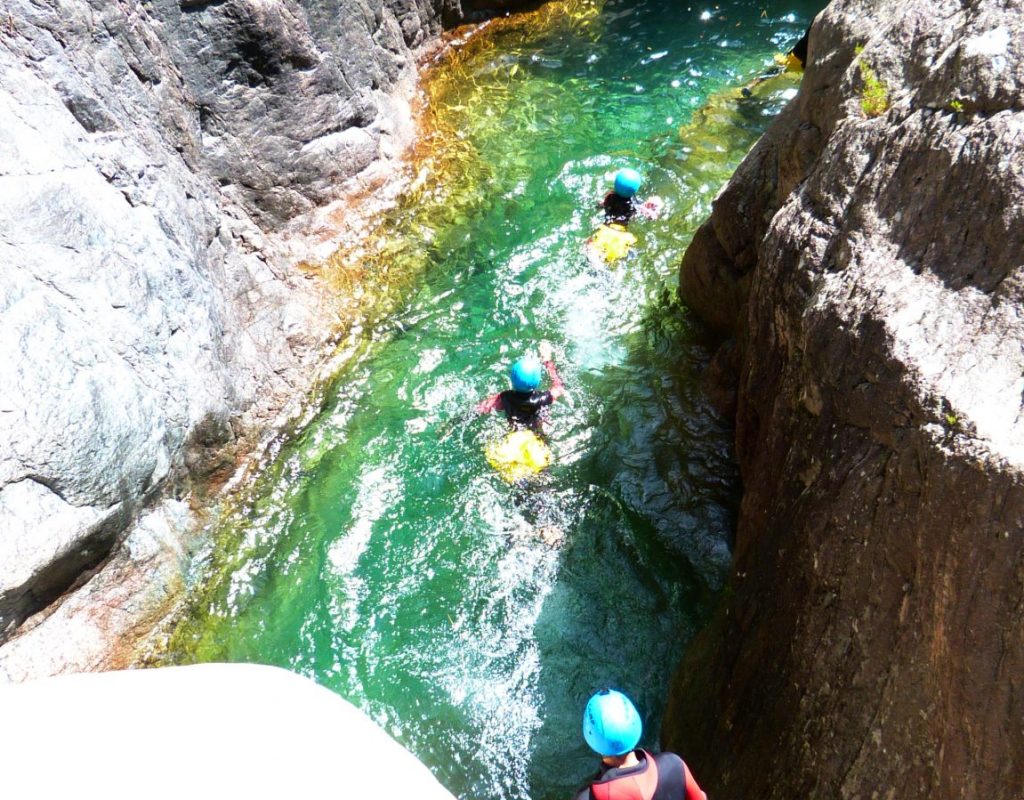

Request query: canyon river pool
[{"left": 167, "top": 1, "right": 822, "bottom": 797}]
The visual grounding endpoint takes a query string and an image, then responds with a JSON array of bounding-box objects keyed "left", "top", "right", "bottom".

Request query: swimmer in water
[
  {"left": 587, "top": 169, "right": 663, "bottom": 265},
  {"left": 477, "top": 342, "right": 567, "bottom": 545},
  {"left": 476, "top": 341, "right": 565, "bottom": 433},
  {"left": 599, "top": 168, "right": 664, "bottom": 226}
]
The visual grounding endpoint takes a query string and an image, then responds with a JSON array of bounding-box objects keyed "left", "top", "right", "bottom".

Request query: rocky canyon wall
[
  {"left": 665, "top": 0, "right": 1023, "bottom": 798},
  {"left": 0, "top": 0, "right": 492, "bottom": 677}
]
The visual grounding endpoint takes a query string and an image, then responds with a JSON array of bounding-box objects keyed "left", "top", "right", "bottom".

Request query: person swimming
[
  {"left": 476, "top": 341, "right": 565, "bottom": 434},
  {"left": 477, "top": 343, "right": 567, "bottom": 542},
  {"left": 587, "top": 169, "right": 663, "bottom": 264},
  {"left": 740, "top": 22, "right": 812, "bottom": 98},
  {"left": 601, "top": 168, "right": 644, "bottom": 225}
]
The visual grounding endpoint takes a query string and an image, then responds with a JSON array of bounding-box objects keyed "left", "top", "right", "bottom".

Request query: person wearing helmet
[
  {"left": 476, "top": 341, "right": 564, "bottom": 433},
  {"left": 601, "top": 168, "right": 643, "bottom": 224},
  {"left": 587, "top": 169, "right": 663, "bottom": 264},
  {"left": 575, "top": 689, "right": 707, "bottom": 800},
  {"left": 600, "top": 168, "right": 663, "bottom": 226}
]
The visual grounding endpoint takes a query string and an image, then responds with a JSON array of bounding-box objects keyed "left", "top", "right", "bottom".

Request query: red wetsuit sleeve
[
  {"left": 476, "top": 392, "right": 504, "bottom": 414},
  {"left": 543, "top": 361, "right": 564, "bottom": 400},
  {"left": 683, "top": 761, "right": 706, "bottom": 800}
]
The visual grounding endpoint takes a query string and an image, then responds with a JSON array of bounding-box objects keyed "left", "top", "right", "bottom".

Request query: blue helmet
[
  {"left": 510, "top": 356, "right": 543, "bottom": 392},
  {"left": 613, "top": 168, "right": 642, "bottom": 198},
  {"left": 582, "top": 689, "right": 643, "bottom": 756}
]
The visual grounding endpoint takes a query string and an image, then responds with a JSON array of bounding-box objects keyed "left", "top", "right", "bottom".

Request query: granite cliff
[
  {"left": 0, "top": 0, "right": 514, "bottom": 678},
  {"left": 666, "top": 0, "right": 1023, "bottom": 797}
]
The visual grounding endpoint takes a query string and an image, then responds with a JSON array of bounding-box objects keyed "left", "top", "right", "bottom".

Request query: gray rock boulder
[
  {"left": 0, "top": 36, "right": 248, "bottom": 641},
  {"left": 160, "top": 0, "right": 448, "bottom": 224},
  {"left": 668, "top": 0, "right": 1024, "bottom": 797},
  {"left": 0, "top": 0, "right": 523, "bottom": 662},
  {"left": 0, "top": 501, "right": 190, "bottom": 682}
]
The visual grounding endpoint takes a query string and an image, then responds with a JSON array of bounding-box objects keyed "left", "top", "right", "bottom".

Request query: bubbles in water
[{"left": 414, "top": 347, "right": 445, "bottom": 375}]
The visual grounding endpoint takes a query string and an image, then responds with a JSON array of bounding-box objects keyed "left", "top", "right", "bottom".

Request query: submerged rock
[{"left": 668, "top": 0, "right": 1023, "bottom": 797}]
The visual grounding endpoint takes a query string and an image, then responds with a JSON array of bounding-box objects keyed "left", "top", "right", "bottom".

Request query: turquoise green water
[{"left": 168, "top": 2, "right": 820, "bottom": 797}]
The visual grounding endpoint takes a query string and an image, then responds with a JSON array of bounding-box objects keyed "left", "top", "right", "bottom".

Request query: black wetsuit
[
  {"left": 498, "top": 389, "right": 555, "bottom": 431},
  {"left": 602, "top": 192, "right": 637, "bottom": 225},
  {"left": 477, "top": 359, "right": 563, "bottom": 433}
]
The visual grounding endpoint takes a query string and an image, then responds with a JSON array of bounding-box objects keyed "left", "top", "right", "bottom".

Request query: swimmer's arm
[
  {"left": 537, "top": 341, "right": 564, "bottom": 401},
  {"left": 637, "top": 196, "right": 664, "bottom": 220},
  {"left": 543, "top": 361, "right": 564, "bottom": 401},
  {"left": 476, "top": 393, "right": 504, "bottom": 414}
]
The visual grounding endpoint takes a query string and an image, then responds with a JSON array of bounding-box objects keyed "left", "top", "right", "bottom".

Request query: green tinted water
[{"left": 167, "top": 2, "right": 820, "bottom": 797}]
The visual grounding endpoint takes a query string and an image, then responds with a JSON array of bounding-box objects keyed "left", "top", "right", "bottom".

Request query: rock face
[
  {"left": 0, "top": 0, "right": 502, "bottom": 664},
  {"left": 666, "top": 1, "right": 1024, "bottom": 798},
  {"left": 0, "top": 663, "right": 457, "bottom": 799}
]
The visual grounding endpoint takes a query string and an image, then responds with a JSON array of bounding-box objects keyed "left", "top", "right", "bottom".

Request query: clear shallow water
[{"left": 168, "top": 2, "right": 821, "bottom": 797}]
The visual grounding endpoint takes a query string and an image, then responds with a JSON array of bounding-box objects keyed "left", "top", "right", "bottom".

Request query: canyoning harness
[
  {"left": 484, "top": 429, "right": 552, "bottom": 483},
  {"left": 580, "top": 750, "right": 706, "bottom": 800}
]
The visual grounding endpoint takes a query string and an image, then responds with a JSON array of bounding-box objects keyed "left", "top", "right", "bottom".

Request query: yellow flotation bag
[
  {"left": 485, "top": 429, "right": 552, "bottom": 483},
  {"left": 773, "top": 51, "right": 804, "bottom": 72},
  {"left": 587, "top": 223, "right": 637, "bottom": 263}
]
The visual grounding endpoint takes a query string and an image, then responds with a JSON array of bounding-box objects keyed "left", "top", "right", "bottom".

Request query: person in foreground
[
  {"left": 476, "top": 341, "right": 564, "bottom": 433},
  {"left": 574, "top": 689, "right": 707, "bottom": 800}
]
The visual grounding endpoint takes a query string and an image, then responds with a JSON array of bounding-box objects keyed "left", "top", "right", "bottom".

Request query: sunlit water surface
[{"left": 168, "top": 1, "right": 822, "bottom": 797}]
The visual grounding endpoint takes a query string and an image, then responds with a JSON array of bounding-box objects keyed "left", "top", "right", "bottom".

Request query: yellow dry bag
[
  {"left": 587, "top": 223, "right": 637, "bottom": 263},
  {"left": 485, "top": 429, "right": 552, "bottom": 483}
]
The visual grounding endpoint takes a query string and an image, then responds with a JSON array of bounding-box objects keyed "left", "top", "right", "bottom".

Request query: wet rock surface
[
  {"left": 668, "top": 0, "right": 1023, "bottom": 797},
  {"left": 0, "top": 0, "right": 510, "bottom": 671}
]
